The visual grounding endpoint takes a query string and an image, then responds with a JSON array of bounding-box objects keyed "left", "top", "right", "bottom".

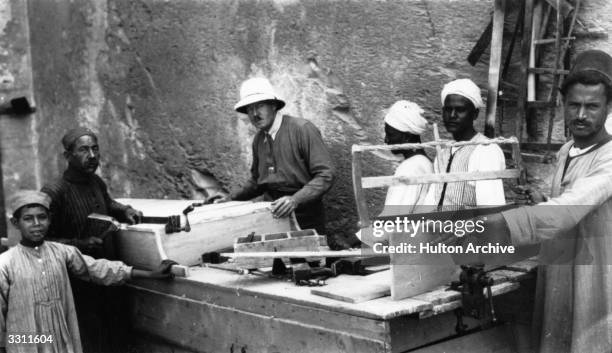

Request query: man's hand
[
  {"left": 514, "top": 185, "right": 548, "bottom": 205},
  {"left": 271, "top": 196, "right": 297, "bottom": 218},
  {"left": 124, "top": 207, "right": 143, "bottom": 224},
  {"left": 131, "top": 260, "right": 178, "bottom": 280},
  {"left": 150, "top": 259, "right": 178, "bottom": 279}
]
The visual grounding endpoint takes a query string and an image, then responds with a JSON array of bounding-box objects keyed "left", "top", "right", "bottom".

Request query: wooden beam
[
  {"left": 516, "top": 0, "right": 534, "bottom": 141},
  {"left": 221, "top": 250, "right": 384, "bottom": 259},
  {"left": 467, "top": 18, "right": 493, "bottom": 66},
  {"left": 311, "top": 271, "right": 390, "bottom": 304},
  {"left": 543, "top": 0, "right": 573, "bottom": 18},
  {"left": 528, "top": 0, "right": 544, "bottom": 102},
  {"left": 352, "top": 150, "right": 370, "bottom": 229},
  {"left": 485, "top": 0, "right": 506, "bottom": 138},
  {"left": 361, "top": 169, "right": 520, "bottom": 189},
  {"left": 352, "top": 136, "right": 518, "bottom": 153}
]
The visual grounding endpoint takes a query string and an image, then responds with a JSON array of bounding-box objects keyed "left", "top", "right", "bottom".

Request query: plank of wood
[
  {"left": 233, "top": 235, "right": 324, "bottom": 269},
  {"left": 222, "top": 249, "right": 378, "bottom": 259},
  {"left": 485, "top": 0, "right": 506, "bottom": 138},
  {"left": 128, "top": 286, "right": 389, "bottom": 353},
  {"left": 467, "top": 18, "right": 493, "bottom": 66},
  {"left": 170, "top": 265, "right": 189, "bottom": 277},
  {"left": 419, "top": 282, "right": 520, "bottom": 319},
  {"left": 311, "top": 271, "right": 391, "bottom": 303},
  {"left": 528, "top": 0, "right": 544, "bottom": 102},
  {"left": 352, "top": 151, "right": 371, "bottom": 228},
  {"left": 352, "top": 136, "right": 518, "bottom": 153},
  {"left": 116, "top": 201, "right": 297, "bottom": 270},
  {"left": 362, "top": 169, "right": 520, "bottom": 188},
  {"left": 505, "top": 258, "right": 539, "bottom": 272}
]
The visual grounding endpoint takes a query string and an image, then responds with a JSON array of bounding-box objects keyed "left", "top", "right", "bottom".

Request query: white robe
[
  {"left": 426, "top": 132, "right": 506, "bottom": 207},
  {"left": 381, "top": 153, "right": 433, "bottom": 214},
  {"left": 502, "top": 138, "right": 612, "bottom": 353}
]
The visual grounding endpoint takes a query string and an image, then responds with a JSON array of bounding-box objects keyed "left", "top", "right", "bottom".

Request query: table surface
[{"left": 147, "top": 259, "right": 537, "bottom": 321}]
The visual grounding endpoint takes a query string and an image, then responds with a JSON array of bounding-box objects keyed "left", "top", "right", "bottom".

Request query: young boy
[{"left": 0, "top": 190, "right": 173, "bottom": 353}]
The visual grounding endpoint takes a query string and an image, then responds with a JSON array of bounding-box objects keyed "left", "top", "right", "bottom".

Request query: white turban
[
  {"left": 441, "top": 79, "right": 484, "bottom": 109},
  {"left": 384, "top": 100, "right": 428, "bottom": 135}
]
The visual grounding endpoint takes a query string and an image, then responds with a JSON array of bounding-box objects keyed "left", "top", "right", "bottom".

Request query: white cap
[
  {"left": 234, "top": 77, "right": 286, "bottom": 114},
  {"left": 441, "top": 78, "right": 484, "bottom": 110},
  {"left": 384, "top": 100, "right": 428, "bottom": 135}
]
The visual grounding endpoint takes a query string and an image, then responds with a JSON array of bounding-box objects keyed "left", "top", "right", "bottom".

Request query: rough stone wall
[
  {"left": 26, "top": 0, "right": 496, "bottom": 241},
  {"left": 0, "top": 0, "right": 38, "bottom": 239}
]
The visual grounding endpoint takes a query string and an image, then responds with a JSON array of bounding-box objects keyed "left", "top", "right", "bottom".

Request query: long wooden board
[
  {"left": 386, "top": 205, "right": 537, "bottom": 301},
  {"left": 115, "top": 200, "right": 298, "bottom": 270},
  {"left": 311, "top": 271, "right": 391, "bottom": 304}
]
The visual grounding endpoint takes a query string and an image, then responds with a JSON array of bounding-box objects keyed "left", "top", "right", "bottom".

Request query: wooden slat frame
[
  {"left": 362, "top": 169, "right": 520, "bottom": 189},
  {"left": 351, "top": 137, "right": 523, "bottom": 228}
]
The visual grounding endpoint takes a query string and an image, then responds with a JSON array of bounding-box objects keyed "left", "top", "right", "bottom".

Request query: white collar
[
  {"left": 267, "top": 114, "right": 284, "bottom": 140},
  {"left": 569, "top": 143, "right": 596, "bottom": 157}
]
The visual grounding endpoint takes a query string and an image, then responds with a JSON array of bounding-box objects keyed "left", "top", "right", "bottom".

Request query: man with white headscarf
[
  {"left": 381, "top": 100, "right": 433, "bottom": 210},
  {"left": 428, "top": 78, "right": 506, "bottom": 207}
]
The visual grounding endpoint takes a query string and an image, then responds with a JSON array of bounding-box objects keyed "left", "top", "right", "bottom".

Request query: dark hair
[
  {"left": 13, "top": 204, "right": 50, "bottom": 219},
  {"left": 66, "top": 134, "right": 98, "bottom": 152},
  {"left": 561, "top": 71, "right": 612, "bottom": 102}
]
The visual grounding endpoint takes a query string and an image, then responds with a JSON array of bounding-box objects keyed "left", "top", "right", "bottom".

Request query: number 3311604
[{"left": 7, "top": 334, "right": 53, "bottom": 344}]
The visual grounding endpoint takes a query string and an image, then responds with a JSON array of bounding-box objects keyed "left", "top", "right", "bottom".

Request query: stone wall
[
  {"left": 0, "top": 0, "right": 38, "bottom": 239},
  {"left": 24, "top": 0, "right": 494, "bottom": 241},
  {"left": 11, "top": 0, "right": 611, "bottom": 241}
]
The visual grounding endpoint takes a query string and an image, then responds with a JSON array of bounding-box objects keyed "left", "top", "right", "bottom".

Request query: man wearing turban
[
  {"left": 40, "top": 127, "right": 143, "bottom": 353},
  {"left": 428, "top": 78, "right": 506, "bottom": 208},
  {"left": 381, "top": 100, "right": 433, "bottom": 211}
]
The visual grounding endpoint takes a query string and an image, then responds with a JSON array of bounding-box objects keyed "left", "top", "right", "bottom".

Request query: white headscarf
[
  {"left": 384, "top": 100, "right": 428, "bottom": 135},
  {"left": 441, "top": 79, "right": 484, "bottom": 109}
]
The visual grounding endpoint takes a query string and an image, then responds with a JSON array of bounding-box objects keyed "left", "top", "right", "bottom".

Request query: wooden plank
[
  {"left": 222, "top": 249, "right": 379, "bottom": 259},
  {"left": 362, "top": 169, "right": 520, "bottom": 188},
  {"left": 311, "top": 271, "right": 391, "bottom": 304},
  {"left": 467, "top": 18, "right": 493, "bottom": 66},
  {"left": 128, "top": 286, "right": 389, "bottom": 353},
  {"left": 516, "top": 0, "right": 534, "bottom": 141},
  {"left": 170, "top": 265, "right": 190, "bottom": 277},
  {"left": 419, "top": 282, "right": 520, "bottom": 319},
  {"left": 389, "top": 229, "right": 459, "bottom": 301},
  {"left": 529, "top": 0, "right": 545, "bottom": 102},
  {"left": 115, "top": 201, "right": 297, "bottom": 270},
  {"left": 505, "top": 258, "right": 539, "bottom": 272},
  {"left": 485, "top": 0, "right": 506, "bottom": 138},
  {"left": 352, "top": 136, "right": 518, "bottom": 153},
  {"left": 411, "top": 285, "right": 460, "bottom": 306},
  {"left": 131, "top": 267, "right": 433, "bottom": 321},
  {"left": 352, "top": 150, "right": 371, "bottom": 228},
  {"left": 543, "top": 0, "right": 573, "bottom": 17},
  {"left": 233, "top": 233, "right": 323, "bottom": 269}
]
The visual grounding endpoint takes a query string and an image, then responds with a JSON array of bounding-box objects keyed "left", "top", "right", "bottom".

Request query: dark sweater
[
  {"left": 232, "top": 115, "right": 335, "bottom": 205},
  {"left": 41, "top": 166, "right": 130, "bottom": 246}
]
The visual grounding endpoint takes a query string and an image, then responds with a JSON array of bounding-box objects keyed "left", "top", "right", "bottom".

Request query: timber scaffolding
[{"left": 468, "top": 0, "right": 607, "bottom": 162}]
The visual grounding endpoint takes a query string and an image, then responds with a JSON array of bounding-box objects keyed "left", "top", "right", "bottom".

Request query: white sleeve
[
  {"left": 384, "top": 156, "right": 433, "bottom": 208},
  {"left": 469, "top": 144, "right": 506, "bottom": 206}
]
